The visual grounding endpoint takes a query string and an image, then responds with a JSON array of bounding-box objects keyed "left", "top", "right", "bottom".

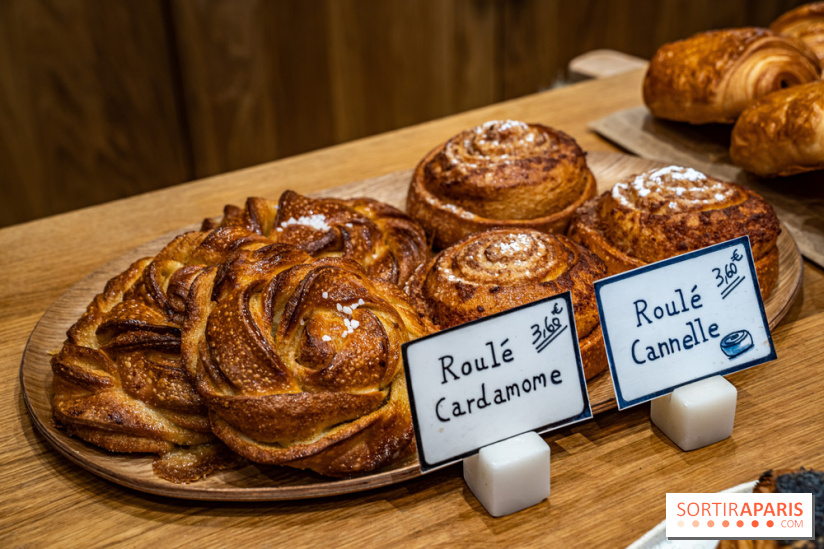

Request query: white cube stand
[
  {"left": 650, "top": 375, "right": 738, "bottom": 451},
  {"left": 462, "top": 431, "right": 551, "bottom": 517}
]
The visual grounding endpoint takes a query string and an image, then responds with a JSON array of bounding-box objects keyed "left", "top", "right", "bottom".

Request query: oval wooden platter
[{"left": 20, "top": 152, "right": 803, "bottom": 501}]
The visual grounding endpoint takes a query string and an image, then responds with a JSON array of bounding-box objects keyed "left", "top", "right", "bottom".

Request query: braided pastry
[
  {"left": 407, "top": 120, "right": 596, "bottom": 249},
  {"left": 226, "top": 191, "right": 427, "bottom": 286},
  {"left": 51, "top": 201, "right": 279, "bottom": 439},
  {"left": 405, "top": 229, "right": 608, "bottom": 380},
  {"left": 731, "top": 80, "right": 824, "bottom": 177},
  {"left": 567, "top": 166, "right": 781, "bottom": 299},
  {"left": 51, "top": 190, "right": 427, "bottom": 481},
  {"left": 50, "top": 218, "right": 273, "bottom": 480},
  {"left": 644, "top": 28, "right": 820, "bottom": 124},
  {"left": 182, "top": 246, "right": 433, "bottom": 476},
  {"left": 772, "top": 2, "right": 824, "bottom": 65}
]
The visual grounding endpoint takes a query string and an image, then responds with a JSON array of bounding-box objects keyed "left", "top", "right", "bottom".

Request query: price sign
[
  {"left": 595, "top": 236, "right": 776, "bottom": 409},
  {"left": 402, "top": 293, "right": 592, "bottom": 473}
]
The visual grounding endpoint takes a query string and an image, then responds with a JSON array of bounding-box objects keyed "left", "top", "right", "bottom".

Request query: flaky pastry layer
[
  {"left": 644, "top": 28, "right": 820, "bottom": 124},
  {"left": 567, "top": 166, "right": 780, "bottom": 300},
  {"left": 405, "top": 228, "right": 608, "bottom": 380},
  {"left": 731, "top": 80, "right": 824, "bottom": 177},
  {"left": 407, "top": 120, "right": 596, "bottom": 249}
]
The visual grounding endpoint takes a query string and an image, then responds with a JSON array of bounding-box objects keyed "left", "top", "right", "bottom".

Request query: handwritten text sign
[
  {"left": 595, "top": 236, "right": 776, "bottom": 410},
  {"left": 402, "top": 293, "right": 592, "bottom": 472}
]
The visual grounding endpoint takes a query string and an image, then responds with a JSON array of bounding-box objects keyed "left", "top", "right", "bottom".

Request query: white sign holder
[
  {"left": 402, "top": 292, "right": 591, "bottom": 516},
  {"left": 594, "top": 236, "right": 775, "bottom": 451}
]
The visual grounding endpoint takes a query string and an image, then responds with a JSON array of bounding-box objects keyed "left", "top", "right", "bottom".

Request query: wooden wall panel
[
  {"left": 0, "top": 0, "right": 190, "bottom": 227},
  {"left": 326, "top": 0, "right": 500, "bottom": 143},
  {"left": 500, "top": 0, "right": 808, "bottom": 100},
  {"left": 171, "top": 0, "right": 337, "bottom": 178},
  {"left": 174, "top": 0, "right": 500, "bottom": 178},
  {"left": 0, "top": 0, "right": 812, "bottom": 227}
]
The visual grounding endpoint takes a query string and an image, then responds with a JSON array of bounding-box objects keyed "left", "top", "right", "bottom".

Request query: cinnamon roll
[
  {"left": 567, "top": 166, "right": 781, "bottom": 299},
  {"left": 182, "top": 248, "right": 433, "bottom": 476},
  {"left": 643, "top": 28, "right": 821, "bottom": 124},
  {"left": 731, "top": 80, "right": 824, "bottom": 177},
  {"left": 407, "top": 120, "right": 597, "bottom": 249},
  {"left": 405, "top": 229, "right": 608, "bottom": 380},
  {"left": 772, "top": 2, "right": 824, "bottom": 65}
]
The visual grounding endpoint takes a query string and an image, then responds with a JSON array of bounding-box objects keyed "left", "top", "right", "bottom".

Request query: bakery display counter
[{"left": 2, "top": 68, "right": 823, "bottom": 547}]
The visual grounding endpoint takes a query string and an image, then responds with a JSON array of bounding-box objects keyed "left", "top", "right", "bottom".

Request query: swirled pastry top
[
  {"left": 208, "top": 191, "right": 427, "bottom": 286},
  {"left": 731, "top": 80, "right": 824, "bottom": 177},
  {"left": 182, "top": 247, "right": 433, "bottom": 476},
  {"left": 407, "top": 120, "right": 596, "bottom": 249},
  {"left": 50, "top": 191, "right": 425, "bottom": 481},
  {"left": 405, "top": 228, "right": 605, "bottom": 340},
  {"left": 772, "top": 2, "right": 824, "bottom": 63},
  {"left": 643, "top": 28, "right": 821, "bottom": 124},
  {"left": 48, "top": 218, "right": 276, "bottom": 481},
  {"left": 568, "top": 166, "right": 781, "bottom": 264}
]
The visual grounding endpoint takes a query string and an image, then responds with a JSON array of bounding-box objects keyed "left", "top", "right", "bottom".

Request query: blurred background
[{"left": 0, "top": 0, "right": 807, "bottom": 228}]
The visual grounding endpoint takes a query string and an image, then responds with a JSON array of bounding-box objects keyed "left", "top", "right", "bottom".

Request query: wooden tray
[{"left": 20, "top": 152, "right": 803, "bottom": 501}]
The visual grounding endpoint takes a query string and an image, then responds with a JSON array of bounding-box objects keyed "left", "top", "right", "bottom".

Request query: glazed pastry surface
[
  {"left": 407, "top": 120, "right": 596, "bottom": 249},
  {"left": 731, "top": 80, "right": 824, "bottom": 177},
  {"left": 772, "top": 1, "right": 824, "bottom": 64},
  {"left": 182, "top": 249, "right": 432, "bottom": 476},
  {"left": 405, "top": 228, "right": 608, "bottom": 379},
  {"left": 644, "top": 28, "right": 821, "bottom": 124},
  {"left": 50, "top": 212, "right": 274, "bottom": 480},
  {"left": 568, "top": 166, "right": 781, "bottom": 299},
  {"left": 51, "top": 191, "right": 428, "bottom": 481},
  {"left": 268, "top": 191, "right": 427, "bottom": 286}
]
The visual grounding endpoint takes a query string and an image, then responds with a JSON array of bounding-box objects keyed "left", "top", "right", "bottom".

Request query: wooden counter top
[{"left": 2, "top": 68, "right": 823, "bottom": 547}]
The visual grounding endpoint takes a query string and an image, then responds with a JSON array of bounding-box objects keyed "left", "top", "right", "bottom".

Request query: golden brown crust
[
  {"left": 51, "top": 191, "right": 426, "bottom": 472},
  {"left": 181, "top": 247, "right": 434, "bottom": 477},
  {"left": 407, "top": 120, "right": 597, "bottom": 249},
  {"left": 567, "top": 166, "right": 781, "bottom": 300},
  {"left": 405, "top": 229, "right": 608, "bottom": 380},
  {"left": 772, "top": 2, "right": 824, "bottom": 64},
  {"left": 268, "top": 191, "right": 427, "bottom": 286},
  {"left": 50, "top": 255, "right": 214, "bottom": 455},
  {"left": 644, "top": 28, "right": 820, "bottom": 124},
  {"left": 731, "top": 81, "right": 824, "bottom": 177}
]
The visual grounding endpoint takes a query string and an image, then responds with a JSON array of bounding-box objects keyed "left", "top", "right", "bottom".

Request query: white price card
[
  {"left": 595, "top": 236, "right": 776, "bottom": 410},
  {"left": 402, "top": 292, "right": 592, "bottom": 473}
]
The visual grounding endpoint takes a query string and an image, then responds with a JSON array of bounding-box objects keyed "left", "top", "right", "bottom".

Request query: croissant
[
  {"left": 643, "top": 28, "right": 821, "bottom": 124},
  {"left": 404, "top": 229, "right": 608, "bottom": 380},
  {"left": 182, "top": 247, "right": 433, "bottom": 476},
  {"left": 772, "top": 2, "right": 824, "bottom": 64},
  {"left": 730, "top": 80, "right": 824, "bottom": 176},
  {"left": 567, "top": 166, "right": 781, "bottom": 299},
  {"left": 406, "top": 120, "right": 596, "bottom": 249}
]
